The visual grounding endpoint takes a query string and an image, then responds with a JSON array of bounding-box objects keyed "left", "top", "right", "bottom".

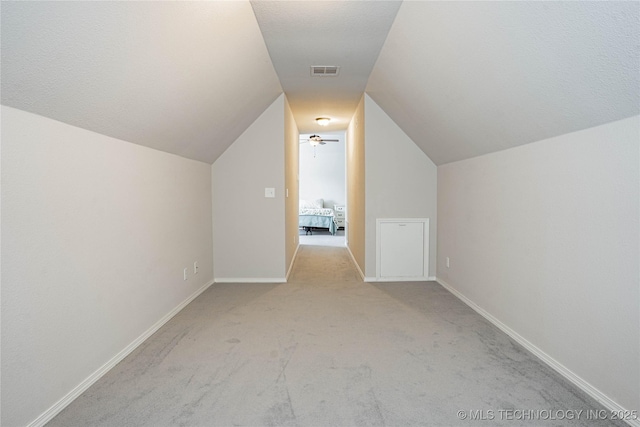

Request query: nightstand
[{"left": 334, "top": 205, "right": 345, "bottom": 229}]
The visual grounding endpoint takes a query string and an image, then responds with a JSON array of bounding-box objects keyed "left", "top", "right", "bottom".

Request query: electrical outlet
[
  {"left": 446, "top": 257, "right": 450, "bottom": 268},
  {"left": 194, "top": 262, "right": 198, "bottom": 275},
  {"left": 183, "top": 268, "right": 188, "bottom": 281}
]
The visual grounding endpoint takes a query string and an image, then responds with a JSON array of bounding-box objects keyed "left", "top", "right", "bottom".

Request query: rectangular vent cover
[{"left": 311, "top": 65, "right": 340, "bottom": 77}]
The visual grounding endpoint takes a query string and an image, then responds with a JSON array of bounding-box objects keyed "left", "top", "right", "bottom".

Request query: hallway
[{"left": 47, "top": 246, "right": 623, "bottom": 426}]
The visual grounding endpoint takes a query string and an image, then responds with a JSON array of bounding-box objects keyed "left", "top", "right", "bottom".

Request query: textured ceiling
[
  {"left": 251, "top": 1, "right": 401, "bottom": 134},
  {"left": 1, "top": 1, "right": 282, "bottom": 164},
  {"left": 367, "top": 1, "right": 640, "bottom": 165},
  {"left": 2, "top": 1, "right": 638, "bottom": 166}
]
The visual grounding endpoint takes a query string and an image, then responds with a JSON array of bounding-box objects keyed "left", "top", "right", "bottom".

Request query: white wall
[
  {"left": 212, "top": 95, "right": 286, "bottom": 281},
  {"left": 299, "top": 133, "right": 345, "bottom": 209},
  {"left": 1, "top": 106, "right": 214, "bottom": 427},
  {"left": 437, "top": 116, "right": 640, "bottom": 414},
  {"left": 364, "top": 95, "right": 438, "bottom": 279}
]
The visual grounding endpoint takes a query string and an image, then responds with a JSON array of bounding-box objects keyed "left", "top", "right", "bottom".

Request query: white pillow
[{"left": 300, "top": 199, "right": 324, "bottom": 209}]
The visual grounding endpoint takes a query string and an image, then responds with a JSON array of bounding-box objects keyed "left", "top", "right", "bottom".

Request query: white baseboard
[
  {"left": 345, "top": 244, "right": 365, "bottom": 281},
  {"left": 214, "top": 277, "right": 286, "bottom": 283},
  {"left": 28, "top": 279, "right": 214, "bottom": 427},
  {"left": 286, "top": 243, "right": 301, "bottom": 282},
  {"left": 436, "top": 277, "right": 639, "bottom": 427},
  {"left": 365, "top": 276, "right": 435, "bottom": 282}
]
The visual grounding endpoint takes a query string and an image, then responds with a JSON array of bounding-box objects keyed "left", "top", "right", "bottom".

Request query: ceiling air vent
[{"left": 311, "top": 65, "right": 340, "bottom": 77}]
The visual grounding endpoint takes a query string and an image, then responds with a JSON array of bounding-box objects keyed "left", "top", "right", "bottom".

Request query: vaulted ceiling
[
  {"left": 2, "top": 1, "right": 638, "bottom": 165},
  {"left": 367, "top": 1, "right": 640, "bottom": 165},
  {"left": 252, "top": 1, "right": 401, "bottom": 134},
  {"left": 1, "top": 1, "right": 282, "bottom": 164}
]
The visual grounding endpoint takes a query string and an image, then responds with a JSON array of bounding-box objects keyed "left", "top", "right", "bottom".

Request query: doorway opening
[{"left": 298, "top": 131, "right": 346, "bottom": 247}]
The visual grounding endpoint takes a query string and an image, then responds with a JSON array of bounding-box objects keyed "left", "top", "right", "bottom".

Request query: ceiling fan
[{"left": 299, "top": 135, "right": 340, "bottom": 146}]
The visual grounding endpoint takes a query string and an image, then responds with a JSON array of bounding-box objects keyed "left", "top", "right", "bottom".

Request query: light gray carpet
[
  {"left": 47, "top": 245, "right": 623, "bottom": 426},
  {"left": 299, "top": 228, "right": 345, "bottom": 247}
]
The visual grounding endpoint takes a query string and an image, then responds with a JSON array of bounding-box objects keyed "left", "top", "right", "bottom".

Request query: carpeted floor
[
  {"left": 299, "top": 228, "right": 345, "bottom": 247},
  {"left": 47, "top": 244, "right": 624, "bottom": 426}
]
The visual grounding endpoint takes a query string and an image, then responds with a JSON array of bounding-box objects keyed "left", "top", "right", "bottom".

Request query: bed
[{"left": 299, "top": 199, "right": 337, "bottom": 235}]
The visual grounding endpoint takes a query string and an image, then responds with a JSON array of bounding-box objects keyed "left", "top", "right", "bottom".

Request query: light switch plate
[{"left": 265, "top": 187, "right": 275, "bottom": 198}]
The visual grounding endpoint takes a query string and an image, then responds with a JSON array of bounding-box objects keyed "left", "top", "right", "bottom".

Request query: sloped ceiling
[
  {"left": 251, "top": 1, "right": 401, "bottom": 133},
  {"left": 1, "top": 1, "right": 282, "bottom": 164},
  {"left": 2, "top": 1, "right": 638, "bottom": 166},
  {"left": 367, "top": 1, "right": 640, "bottom": 165}
]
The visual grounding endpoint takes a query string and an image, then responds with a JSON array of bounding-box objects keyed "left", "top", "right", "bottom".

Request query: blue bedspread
[{"left": 299, "top": 215, "right": 336, "bottom": 235}]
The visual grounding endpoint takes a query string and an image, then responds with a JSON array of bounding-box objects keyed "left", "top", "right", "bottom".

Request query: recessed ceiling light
[{"left": 316, "top": 117, "right": 330, "bottom": 126}]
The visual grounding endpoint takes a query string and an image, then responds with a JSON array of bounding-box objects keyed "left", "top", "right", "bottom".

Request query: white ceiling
[
  {"left": 2, "top": 1, "right": 638, "bottom": 166},
  {"left": 367, "top": 1, "right": 640, "bottom": 165},
  {"left": 1, "top": 1, "right": 282, "bottom": 164},
  {"left": 251, "top": 1, "right": 401, "bottom": 134}
]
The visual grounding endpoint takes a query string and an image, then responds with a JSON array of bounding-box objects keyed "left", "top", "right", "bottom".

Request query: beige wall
[
  {"left": 212, "top": 95, "right": 286, "bottom": 281},
  {"left": 346, "top": 95, "right": 366, "bottom": 274},
  {"left": 1, "top": 106, "right": 213, "bottom": 427},
  {"left": 437, "top": 116, "right": 639, "bottom": 414},
  {"left": 364, "top": 95, "right": 438, "bottom": 279},
  {"left": 284, "top": 96, "right": 299, "bottom": 276}
]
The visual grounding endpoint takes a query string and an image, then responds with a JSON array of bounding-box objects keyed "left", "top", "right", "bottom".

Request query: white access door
[{"left": 377, "top": 219, "right": 429, "bottom": 280}]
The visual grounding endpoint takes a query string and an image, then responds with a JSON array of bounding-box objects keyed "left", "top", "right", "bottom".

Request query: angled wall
[
  {"left": 212, "top": 95, "right": 286, "bottom": 281},
  {"left": 437, "top": 116, "right": 640, "bottom": 414},
  {"left": 364, "top": 95, "right": 438, "bottom": 279},
  {"left": 1, "top": 106, "right": 213, "bottom": 427}
]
